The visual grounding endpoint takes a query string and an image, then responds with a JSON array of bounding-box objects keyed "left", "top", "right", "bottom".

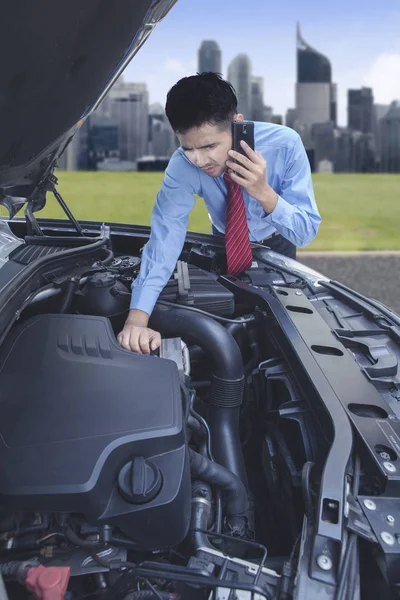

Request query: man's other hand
[
  {"left": 226, "top": 141, "right": 278, "bottom": 213},
  {"left": 117, "top": 309, "right": 161, "bottom": 354}
]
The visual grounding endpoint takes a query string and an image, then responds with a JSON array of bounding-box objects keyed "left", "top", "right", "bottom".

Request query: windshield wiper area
[{"left": 320, "top": 280, "right": 400, "bottom": 342}]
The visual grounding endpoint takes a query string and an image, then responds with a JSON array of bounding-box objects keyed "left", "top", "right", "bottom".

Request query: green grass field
[{"left": 9, "top": 172, "right": 400, "bottom": 251}]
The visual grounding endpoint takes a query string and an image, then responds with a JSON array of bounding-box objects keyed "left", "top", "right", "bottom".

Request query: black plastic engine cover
[
  {"left": 0, "top": 314, "right": 191, "bottom": 549},
  {"left": 159, "top": 261, "right": 234, "bottom": 316}
]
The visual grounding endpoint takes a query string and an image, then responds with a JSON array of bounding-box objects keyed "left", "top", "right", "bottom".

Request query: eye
[{"left": 205, "top": 144, "right": 215, "bottom": 150}]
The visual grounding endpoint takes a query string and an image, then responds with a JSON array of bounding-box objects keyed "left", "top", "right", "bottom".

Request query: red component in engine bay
[{"left": 25, "top": 565, "right": 70, "bottom": 600}]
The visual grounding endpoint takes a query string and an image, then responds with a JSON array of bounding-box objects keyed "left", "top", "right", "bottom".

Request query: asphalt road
[{"left": 298, "top": 252, "right": 400, "bottom": 315}]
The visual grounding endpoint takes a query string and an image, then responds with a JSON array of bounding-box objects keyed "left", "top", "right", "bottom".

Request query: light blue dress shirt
[{"left": 130, "top": 121, "right": 321, "bottom": 315}]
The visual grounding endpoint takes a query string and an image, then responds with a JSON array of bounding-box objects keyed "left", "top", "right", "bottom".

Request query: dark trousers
[{"left": 211, "top": 225, "right": 297, "bottom": 260}]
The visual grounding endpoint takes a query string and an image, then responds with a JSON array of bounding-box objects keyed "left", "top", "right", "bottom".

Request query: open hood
[{"left": 0, "top": 0, "right": 178, "bottom": 216}]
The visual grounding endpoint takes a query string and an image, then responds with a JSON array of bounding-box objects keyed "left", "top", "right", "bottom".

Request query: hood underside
[{"left": 0, "top": 0, "right": 178, "bottom": 211}]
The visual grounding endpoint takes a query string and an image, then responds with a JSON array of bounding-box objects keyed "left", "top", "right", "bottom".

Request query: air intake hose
[
  {"left": 189, "top": 450, "right": 249, "bottom": 538},
  {"left": 151, "top": 304, "right": 247, "bottom": 487}
]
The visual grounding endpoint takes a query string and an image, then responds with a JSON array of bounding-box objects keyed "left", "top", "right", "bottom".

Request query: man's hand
[
  {"left": 117, "top": 309, "right": 161, "bottom": 354},
  {"left": 226, "top": 141, "right": 278, "bottom": 213}
]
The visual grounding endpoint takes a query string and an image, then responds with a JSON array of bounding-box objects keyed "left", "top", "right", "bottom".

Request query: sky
[{"left": 123, "top": 0, "right": 400, "bottom": 127}]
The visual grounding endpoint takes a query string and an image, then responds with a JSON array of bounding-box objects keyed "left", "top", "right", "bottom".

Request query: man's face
[{"left": 177, "top": 114, "right": 243, "bottom": 178}]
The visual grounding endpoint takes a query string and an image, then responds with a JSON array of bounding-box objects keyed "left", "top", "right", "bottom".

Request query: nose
[{"left": 192, "top": 150, "right": 202, "bottom": 167}]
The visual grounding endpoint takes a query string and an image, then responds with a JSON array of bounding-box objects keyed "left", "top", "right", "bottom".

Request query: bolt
[
  {"left": 386, "top": 515, "right": 395, "bottom": 525},
  {"left": 363, "top": 499, "right": 377, "bottom": 511},
  {"left": 380, "top": 452, "right": 391, "bottom": 461},
  {"left": 384, "top": 462, "right": 397, "bottom": 473},
  {"left": 381, "top": 531, "right": 395, "bottom": 546},
  {"left": 317, "top": 555, "right": 332, "bottom": 571},
  {"left": 295, "top": 291, "right": 302, "bottom": 296}
]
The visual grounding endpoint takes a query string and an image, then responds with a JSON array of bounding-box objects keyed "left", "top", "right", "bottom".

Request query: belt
[{"left": 257, "top": 231, "right": 278, "bottom": 244}]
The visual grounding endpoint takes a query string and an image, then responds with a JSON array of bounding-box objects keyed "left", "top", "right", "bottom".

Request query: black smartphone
[{"left": 232, "top": 120, "right": 255, "bottom": 164}]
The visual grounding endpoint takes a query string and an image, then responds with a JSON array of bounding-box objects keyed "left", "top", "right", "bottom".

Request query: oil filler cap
[{"left": 118, "top": 457, "right": 162, "bottom": 504}]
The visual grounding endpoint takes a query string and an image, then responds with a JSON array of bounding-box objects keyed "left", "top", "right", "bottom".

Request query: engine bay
[
  {"left": 0, "top": 312, "right": 190, "bottom": 550},
  {"left": 0, "top": 229, "right": 399, "bottom": 599}
]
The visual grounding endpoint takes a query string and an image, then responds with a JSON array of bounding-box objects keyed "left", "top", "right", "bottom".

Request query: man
[{"left": 117, "top": 72, "right": 321, "bottom": 354}]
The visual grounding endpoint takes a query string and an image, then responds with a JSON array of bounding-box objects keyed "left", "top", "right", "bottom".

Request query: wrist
[
  {"left": 126, "top": 308, "right": 149, "bottom": 328},
  {"left": 258, "top": 183, "right": 278, "bottom": 214}
]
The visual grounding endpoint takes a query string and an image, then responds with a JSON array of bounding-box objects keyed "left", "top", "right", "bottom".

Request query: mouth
[{"left": 203, "top": 166, "right": 216, "bottom": 174}]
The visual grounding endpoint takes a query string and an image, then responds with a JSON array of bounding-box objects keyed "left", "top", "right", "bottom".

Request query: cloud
[
  {"left": 164, "top": 59, "right": 186, "bottom": 72},
  {"left": 142, "top": 58, "right": 197, "bottom": 106},
  {"left": 334, "top": 55, "right": 400, "bottom": 125},
  {"left": 162, "top": 58, "right": 197, "bottom": 75},
  {"left": 364, "top": 53, "right": 400, "bottom": 104}
]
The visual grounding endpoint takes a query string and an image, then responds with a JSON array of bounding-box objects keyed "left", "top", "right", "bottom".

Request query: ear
[{"left": 233, "top": 113, "right": 244, "bottom": 122}]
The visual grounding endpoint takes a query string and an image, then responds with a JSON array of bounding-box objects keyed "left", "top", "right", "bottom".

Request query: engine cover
[{"left": 0, "top": 314, "right": 191, "bottom": 549}]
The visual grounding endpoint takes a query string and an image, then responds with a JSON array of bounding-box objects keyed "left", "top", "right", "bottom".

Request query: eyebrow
[{"left": 181, "top": 142, "right": 217, "bottom": 151}]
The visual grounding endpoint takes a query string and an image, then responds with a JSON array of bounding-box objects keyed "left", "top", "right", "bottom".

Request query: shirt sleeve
[
  {"left": 130, "top": 151, "right": 200, "bottom": 316},
  {"left": 262, "top": 135, "right": 321, "bottom": 247}
]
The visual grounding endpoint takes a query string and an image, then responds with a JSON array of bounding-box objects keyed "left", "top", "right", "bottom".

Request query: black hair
[{"left": 165, "top": 72, "right": 238, "bottom": 133}]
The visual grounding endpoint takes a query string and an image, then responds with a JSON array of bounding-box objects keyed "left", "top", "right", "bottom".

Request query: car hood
[{"left": 0, "top": 0, "right": 178, "bottom": 215}]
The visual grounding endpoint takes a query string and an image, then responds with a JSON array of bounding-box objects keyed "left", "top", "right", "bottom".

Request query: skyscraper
[
  {"left": 334, "top": 129, "right": 353, "bottom": 173},
  {"left": 373, "top": 104, "right": 390, "bottom": 168},
  {"left": 250, "top": 76, "right": 265, "bottom": 121},
  {"left": 263, "top": 106, "right": 273, "bottom": 122},
  {"left": 227, "top": 54, "right": 252, "bottom": 119},
  {"left": 285, "top": 108, "right": 297, "bottom": 129},
  {"left": 94, "top": 78, "right": 149, "bottom": 164},
  {"left": 311, "top": 122, "right": 336, "bottom": 172},
  {"left": 109, "top": 83, "right": 149, "bottom": 162},
  {"left": 148, "top": 103, "right": 178, "bottom": 158},
  {"left": 57, "top": 136, "right": 78, "bottom": 170},
  {"left": 198, "top": 41, "right": 222, "bottom": 74},
  {"left": 379, "top": 101, "right": 400, "bottom": 173},
  {"left": 348, "top": 87, "right": 374, "bottom": 133},
  {"left": 87, "top": 114, "right": 119, "bottom": 169},
  {"left": 295, "top": 23, "right": 337, "bottom": 129}
]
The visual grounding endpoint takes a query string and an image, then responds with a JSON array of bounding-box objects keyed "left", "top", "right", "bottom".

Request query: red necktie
[{"left": 224, "top": 171, "right": 253, "bottom": 275}]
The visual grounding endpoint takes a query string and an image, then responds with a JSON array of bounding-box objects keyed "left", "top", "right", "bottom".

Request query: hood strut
[
  {"left": 25, "top": 174, "right": 84, "bottom": 238},
  {"left": 51, "top": 178, "right": 84, "bottom": 237}
]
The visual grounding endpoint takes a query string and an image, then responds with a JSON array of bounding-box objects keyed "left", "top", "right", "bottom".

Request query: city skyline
[
  {"left": 122, "top": 0, "right": 400, "bottom": 127},
  {"left": 63, "top": 1, "right": 400, "bottom": 174}
]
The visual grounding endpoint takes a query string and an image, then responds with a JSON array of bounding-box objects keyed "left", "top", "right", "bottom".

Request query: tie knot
[{"left": 223, "top": 169, "right": 233, "bottom": 184}]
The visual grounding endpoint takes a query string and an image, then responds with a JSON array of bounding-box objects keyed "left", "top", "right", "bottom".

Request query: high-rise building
[
  {"left": 76, "top": 119, "right": 90, "bottom": 170},
  {"left": 57, "top": 136, "right": 78, "bottom": 170},
  {"left": 94, "top": 78, "right": 149, "bottom": 164},
  {"left": 350, "top": 132, "right": 376, "bottom": 173},
  {"left": 263, "top": 106, "right": 273, "bottom": 122},
  {"left": 348, "top": 87, "right": 374, "bottom": 133},
  {"left": 374, "top": 104, "right": 390, "bottom": 122},
  {"left": 379, "top": 101, "right": 400, "bottom": 173},
  {"left": 95, "top": 74, "right": 126, "bottom": 118},
  {"left": 227, "top": 54, "right": 252, "bottom": 119},
  {"left": 334, "top": 129, "right": 353, "bottom": 173},
  {"left": 87, "top": 114, "right": 119, "bottom": 168},
  {"left": 108, "top": 82, "right": 149, "bottom": 163},
  {"left": 295, "top": 23, "right": 337, "bottom": 129},
  {"left": 311, "top": 122, "right": 335, "bottom": 172},
  {"left": 285, "top": 108, "right": 297, "bottom": 129},
  {"left": 250, "top": 76, "right": 264, "bottom": 121},
  {"left": 330, "top": 83, "right": 337, "bottom": 126},
  {"left": 198, "top": 40, "right": 222, "bottom": 74},
  {"left": 373, "top": 103, "right": 390, "bottom": 169},
  {"left": 148, "top": 103, "right": 178, "bottom": 158}
]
